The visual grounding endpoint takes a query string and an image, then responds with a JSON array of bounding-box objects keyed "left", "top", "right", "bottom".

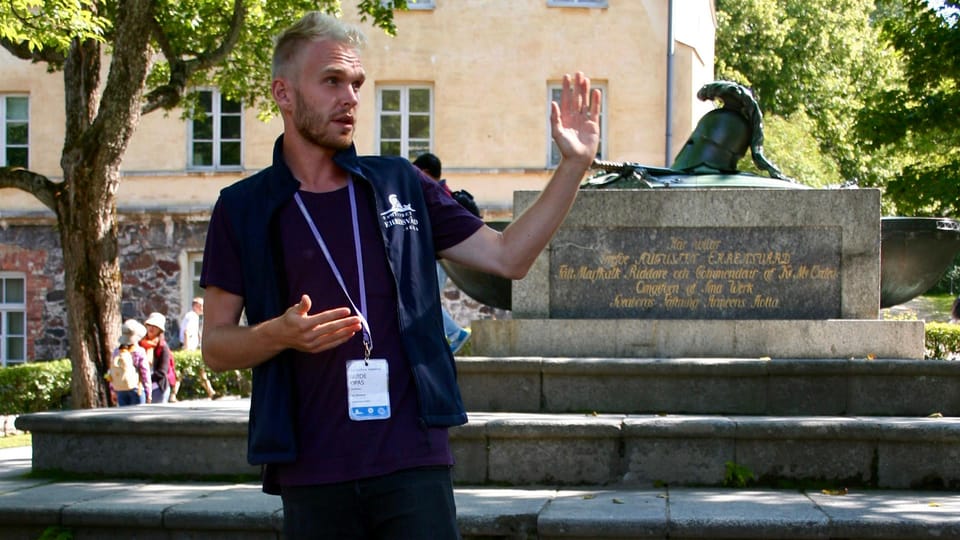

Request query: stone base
[{"left": 471, "top": 319, "right": 925, "bottom": 359}]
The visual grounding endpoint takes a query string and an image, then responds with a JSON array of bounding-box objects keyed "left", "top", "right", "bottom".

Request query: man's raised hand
[{"left": 550, "top": 71, "right": 602, "bottom": 167}]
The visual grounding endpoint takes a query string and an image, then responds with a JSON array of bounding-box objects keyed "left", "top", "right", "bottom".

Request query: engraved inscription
[{"left": 549, "top": 227, "right": 842, "bottom": 319}]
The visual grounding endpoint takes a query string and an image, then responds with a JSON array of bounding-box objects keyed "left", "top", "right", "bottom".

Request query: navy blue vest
[{"left": 217, "top": 137, "right": 467, "bottom": 465}]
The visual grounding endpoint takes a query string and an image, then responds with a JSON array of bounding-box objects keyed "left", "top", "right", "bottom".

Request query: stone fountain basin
[
  {"left": 880, "top": 217, "right": 960, "bottom": 308},
  {"left": 440, "top": 214, "right": 960, "bottom": 311}
]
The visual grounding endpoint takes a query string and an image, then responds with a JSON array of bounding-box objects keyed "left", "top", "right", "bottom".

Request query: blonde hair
[{"left": 272, "top": 11, "right": 367, "bottom": 79}]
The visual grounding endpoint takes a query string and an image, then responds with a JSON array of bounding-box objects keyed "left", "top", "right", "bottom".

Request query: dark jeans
[
  {"left": 280, "top": 466, "right": 460, "bottom": 540},
  {"left": 116, "top": 389, "right": 141, "bottom": 407}
]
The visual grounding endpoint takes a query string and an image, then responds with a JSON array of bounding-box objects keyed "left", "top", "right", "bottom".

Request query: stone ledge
[
  {"left": 457, "top": 356, "right": 960, "bottom": 416},
  {"left": 18, "top": 402, "right": 960, "bottom": 488},
  {"left": 471, "top": 319, "right": 925, "bottom": 359}
]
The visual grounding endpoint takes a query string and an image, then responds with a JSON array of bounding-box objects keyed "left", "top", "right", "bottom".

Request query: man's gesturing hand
[
  {"left": 550, "top": 71, "right": 601, "bottom": 168},
  {"left": 280, "top": 294, "right": 363, "bottom": 354}
]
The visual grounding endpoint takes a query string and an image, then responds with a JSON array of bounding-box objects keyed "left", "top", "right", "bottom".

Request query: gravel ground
[{"left": 882, "top": 296, "right": 953, "bottom": 323}]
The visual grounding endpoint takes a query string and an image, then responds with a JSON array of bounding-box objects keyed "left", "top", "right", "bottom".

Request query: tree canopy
[
  {"left": 715, "top": 0, "right": 904, "bottom": 202},
  {"left": 716, "top": 0, "right": 959, "bottom": 218},
  {"left": 2, "top": 1, "right": 401, "bottom": 117},
  {"left": 0, "top": 0, "right": 402, "bottom": 408},
  {"left": 856, "top": 0, "right": 960, "bottom": 217}
]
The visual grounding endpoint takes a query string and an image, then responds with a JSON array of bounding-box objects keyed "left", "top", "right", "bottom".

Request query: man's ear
[{"left": 272, "top": 79, "right": 292, "bottom": 108}]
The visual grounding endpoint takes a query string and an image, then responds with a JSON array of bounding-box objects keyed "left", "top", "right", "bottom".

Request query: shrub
[
  {"left": 173, "top": 351, "right": 251, "bottom": 399},
  {"left": 926, "top": 322, "right": 960, "bottom": 360},
  {"left": 0, "top": 353, "right": 253, "bottom": 415},
  {"left": 0, "top": 359, "right": 72, "bottom": 414}
]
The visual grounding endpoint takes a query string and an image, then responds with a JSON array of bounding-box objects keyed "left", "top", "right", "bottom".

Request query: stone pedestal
[{"left": 473, "top": 188, "right": 924, "bottom": 359}]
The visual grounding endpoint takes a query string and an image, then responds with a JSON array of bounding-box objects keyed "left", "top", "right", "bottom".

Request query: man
[
  {"left": 179, "top": 297, "right": 203, "bottom": 351},
  {"left": 201, "top": 11, "right": 599, "bottom": 539},
  {"left": 412, "top": 152, "right": 450, "bottom": 194}
]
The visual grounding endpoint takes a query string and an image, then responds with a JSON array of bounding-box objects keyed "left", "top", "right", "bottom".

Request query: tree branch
[
  {"left": 141, "top": 0, "right": 246, "bottom": 115},
  {"left": 0, "top": 167, "right": 64, "bottom": 213},
  {"left": 62, "top": 38, "right": 101, "bottom": 151},
  {"left": 194, "top": 0, "right": 247, "bottom": 70},
  {"left": 0, "top": 38, "right": 66, "bottom": 66},
  {"left": 85, "top": 0, "right": 154, "bottom": 167}
]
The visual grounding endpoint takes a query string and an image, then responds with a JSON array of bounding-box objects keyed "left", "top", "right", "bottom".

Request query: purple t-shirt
[{"left": 202, "top": 171, "right": 483, "bottom": 486}]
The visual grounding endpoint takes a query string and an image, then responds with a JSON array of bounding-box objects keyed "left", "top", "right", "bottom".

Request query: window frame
[
  {"left": 179, "top": 251, "right": 204, "bottom": 319},
  {"left": 547, "top": 82, "right": 607, "bottom": 167},
  {"left": 0, "top": 272, "right": 27, "bottom": 366},
  {"left": 382, "top": 0, "right": 435, "bottom": 9},
  {"left": 1, "top": 95, "right": 29, "bottom": 168},
  {"left": 188, "top": 252, "right": 203, "bottom": 304},
  {"left": 375, "top": 85, "right": 434, "bottom": 159},
  {"left": 187, "top": 88, "right": 244, "bottom": 170},
  {"left": 547, "top": 0, "right": 607, "bottom": 7}
]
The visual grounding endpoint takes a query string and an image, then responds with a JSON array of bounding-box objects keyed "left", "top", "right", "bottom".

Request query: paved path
[
  {"left": 0, "top": 445, "right": 30, "bottom": 480},
  {"left": 4, "top": 442, "right": 960, "bottom": 538}
]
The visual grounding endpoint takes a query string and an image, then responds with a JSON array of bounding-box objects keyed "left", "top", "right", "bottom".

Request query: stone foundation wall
[
  {"left": 1, "top": 211, "right": 506, "bottom": 361},
  {"left": 1, "top": 211, "right": 213, "bottom": 359},
  {"left": 0, "top": 222, "right": 63, "bottom": 361},
  {"left": 443, "top": 280, "right": 511, "bottom": 330},
  {"left": 116, "top": 213, "right": 209, "bottom": 344}
]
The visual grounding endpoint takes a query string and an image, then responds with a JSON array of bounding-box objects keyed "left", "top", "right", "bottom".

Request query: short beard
[{"left": 293, "top": 92, "right": 352, "bottom": 151}]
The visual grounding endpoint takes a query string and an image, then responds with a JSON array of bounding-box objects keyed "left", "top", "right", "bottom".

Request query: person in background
[
  {"left": 412, "top": 152, "right": 450, "bottom": 194},
  {"left": 200, "top": 11, "right": 599, "bottom": 539},
  {"left": 141, "top": 312, "right": 172, "bottom": 403},
  {"left": 180, "top": 297, "right": 204, "bottom": 351},
  {"left": 177, "top": 296, "right": 218, "bottom": 399},
  {"left": 412, "top": 152, "right": 472, "bottom": 353},
  {"left": 951, "top": 294, "right": 960, "bottom": 323},
  {"left": 107, "top": 319, "right": 151, "bottom": 406}
]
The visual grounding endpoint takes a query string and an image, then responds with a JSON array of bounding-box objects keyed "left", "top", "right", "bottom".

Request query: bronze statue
[{"left": 583, "top": 80, "right": 796, "bottom": 188}]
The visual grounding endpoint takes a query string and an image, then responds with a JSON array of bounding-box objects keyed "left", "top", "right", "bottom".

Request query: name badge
[{"left": 346, "top": 359, "right": 391, "bottom": 421}]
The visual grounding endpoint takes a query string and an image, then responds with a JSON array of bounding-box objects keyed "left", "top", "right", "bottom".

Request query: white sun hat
[{"left": 144, "top": 312, "right": 166, "bottom": 332}]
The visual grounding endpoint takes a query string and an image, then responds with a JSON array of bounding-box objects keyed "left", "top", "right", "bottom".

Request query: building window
[
  {"left": 179, "top": 251, "right": 204, "bottom": 318},
  {"left": 382, "top": 0, "right": 435, "bottom": 9},
  {"left": 547, "top": 0, "right": 607, "bottom": 7},
  {"left": 377, "top": 86, "right": 432, "bottom": 159},
  {"left": 189, "top": 89, "right": 243, "bottom": 169},
  {"left": 0, "top": 274, "right": 26, "bottom": 366},
  {"left": 188, "top": 253, "right": 203, "bottom": 302},
  {"left": 2, "top": 96, "right": 29, "bottom": 168},
  {"left": 548, "top": 83, "right": 606, "bottom": 167}
]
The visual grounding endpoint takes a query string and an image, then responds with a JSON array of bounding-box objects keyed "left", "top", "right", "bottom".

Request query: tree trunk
[
  {"left": 58, "top": 189, "right": 122, "bottom": 409},
  {"left": 56, "top": 1, "right": 154, "bottom": 409}
]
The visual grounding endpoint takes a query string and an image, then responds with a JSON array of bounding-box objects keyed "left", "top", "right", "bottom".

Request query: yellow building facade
[{"left": 0, "top": 0, "right": 715, "bottom": 362}]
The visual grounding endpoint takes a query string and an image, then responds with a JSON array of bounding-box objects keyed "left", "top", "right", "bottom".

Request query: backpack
[
  {"left": 451, "top": 189, "right": 481, "bottom": 217},
  {"left": 109, "top": 349, "right": 140, "bottom": 392}
]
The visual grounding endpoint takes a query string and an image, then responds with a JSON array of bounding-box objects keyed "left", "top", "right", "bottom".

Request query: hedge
[
  {"left": 172, "top": 351, "right": 252, "bottom": 401},
  {"left": 925, "top": 322, "right": 960, "bottom": 360},
  {"left": 0, "top": 353, "right": 252, "bottom": 415},
  {"left": 2, "top": 324, "right": 960, "bottom": 415},
  {"left": 0, "top": 359, "right": 72, "bottom": 415}
]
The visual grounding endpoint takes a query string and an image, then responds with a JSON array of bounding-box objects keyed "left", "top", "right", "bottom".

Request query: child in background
[{"left": 107, "top": 319, "right": 150, "bottom": 406}]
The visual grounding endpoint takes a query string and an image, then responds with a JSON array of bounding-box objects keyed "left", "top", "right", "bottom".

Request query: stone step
[
  {"left": 2, "top": 470, "right": 960, "bottom": 540},
  {"left": 470, "top": 319, "right": 926, "bottom": 359},
  {"left": 457, "top": 356, "right": 960, "bottom": 416},
  {"left": 18, "top": 400, "right": 960, "bottom": 489}
]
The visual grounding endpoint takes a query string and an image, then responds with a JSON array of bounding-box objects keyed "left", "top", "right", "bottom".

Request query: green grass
[
  {"left": 883, "top": 293, "right": 957, "bottom": 322},
  {"left": 0, "top": 433, "right": 30, "bottom": 449},
  {"left": 927, "top": 293, "right": 958, "bottom": 315}
]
